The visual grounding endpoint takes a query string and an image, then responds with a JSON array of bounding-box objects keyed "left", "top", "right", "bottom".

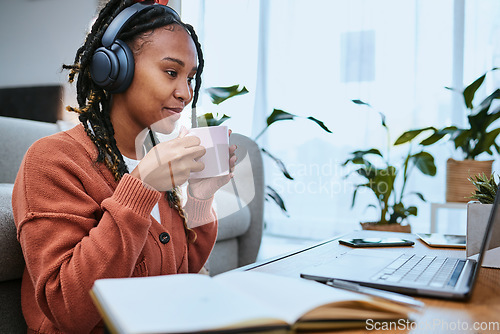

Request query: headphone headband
[{"left": 101, "top": 2, "right": 181, "bottom": 47}]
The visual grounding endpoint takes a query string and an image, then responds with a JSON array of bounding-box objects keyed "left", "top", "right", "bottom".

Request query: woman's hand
[
  {"left": 187, "top": 130, "right": 238, "bottom": 200},
  {"left": 130, "top": 127, "right": 206, "bottom": 191}
]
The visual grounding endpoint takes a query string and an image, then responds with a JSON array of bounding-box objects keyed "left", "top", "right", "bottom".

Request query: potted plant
[
  {"left": 395, "top": 68, "right": 500, "bottom": 203},
  {"left": 198, "top": 85, "right": 333, "bottom": 216},
  {"left": 343, "top": 100, "right": 437, "bottom": 233},
  {"left": 468, "top": 172, "right": 498, "bottom": 204},
  {"left": 466, "top": 172, "right": 498, "bottom": 265}
]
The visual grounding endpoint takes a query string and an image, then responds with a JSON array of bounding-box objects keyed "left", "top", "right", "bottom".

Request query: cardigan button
[{"left": 159, "top": 232, "right": 170, "bottom": 244}]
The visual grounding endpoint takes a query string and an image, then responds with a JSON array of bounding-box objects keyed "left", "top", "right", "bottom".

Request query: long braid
[
  {"left": 63, "top": 0, "right": 205, "bottom": 243},
  {"left": 184, "top": 23, "right": 204, "bottom": 112},
  {"left": 64, "top": 0, "right": 135, "bottom": 180}
]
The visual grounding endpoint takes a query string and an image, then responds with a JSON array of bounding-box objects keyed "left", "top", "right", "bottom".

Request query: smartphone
[{"left": 338, "top": 237, "right": 415, "bottom": 248}]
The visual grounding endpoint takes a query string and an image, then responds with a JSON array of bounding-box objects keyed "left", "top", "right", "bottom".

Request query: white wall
[
  {"left": 0, "top": 0, "right": 98, "bottom": 88},
  {"left": 0, "top": 0, "right": 184, "bottom": 121}
]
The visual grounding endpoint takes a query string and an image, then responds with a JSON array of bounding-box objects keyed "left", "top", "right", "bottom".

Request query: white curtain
[{"left": 182, "top": 0, "right": 500, "bottom": 240}]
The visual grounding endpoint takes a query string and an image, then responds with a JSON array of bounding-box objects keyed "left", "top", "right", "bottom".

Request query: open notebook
[{"left": 91, "top": 271, "right": 415, "bottom": 333}]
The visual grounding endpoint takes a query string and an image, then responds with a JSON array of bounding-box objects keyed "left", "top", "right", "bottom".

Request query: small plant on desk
[{"left": 468, "top": 172, "right": 498, "bottom": 204}]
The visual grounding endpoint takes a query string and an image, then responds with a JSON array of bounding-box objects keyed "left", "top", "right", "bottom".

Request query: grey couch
[{"left": 0, "top": 115, "right": 264, "bottom": 333}]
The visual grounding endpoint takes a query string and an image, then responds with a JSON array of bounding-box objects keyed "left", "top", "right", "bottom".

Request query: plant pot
[
  {"left": 446, "top": 158, "right": 494, "bottom": 203},
  {"left": 360, "top": 222, "right": 412, "bottom": 233},
  {"left": 466, "top": 201, "right": 500, "bottom": 268}
]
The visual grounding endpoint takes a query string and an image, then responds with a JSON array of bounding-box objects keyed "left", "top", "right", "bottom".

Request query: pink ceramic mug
[{"left": 187, "top": 125, "right": 230, "bottom": 179}]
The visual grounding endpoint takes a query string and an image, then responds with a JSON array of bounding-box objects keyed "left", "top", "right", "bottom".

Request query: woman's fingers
[
  {"left": 229, "top": 155, "right": 237, "bottom": 173},
  {"left": 177, "top": 134, "right": 201, "bottom": 148},
  {"left": 190, "top": 160, "right": 205, "bottom": 173},
  {"left": 184, "top": 144, "right": 206, "bottom": 160},
  {"left": 229, "top": 144, "right": 237, "bottom": 162}
]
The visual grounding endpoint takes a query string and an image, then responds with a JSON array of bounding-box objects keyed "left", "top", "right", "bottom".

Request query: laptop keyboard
[{"left": 372, "top": 254, "right": 466, "bottom": 288}]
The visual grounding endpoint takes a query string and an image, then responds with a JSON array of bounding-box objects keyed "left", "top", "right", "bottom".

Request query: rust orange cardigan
[{"left": 12, "top": 124, "right": 218, "bottom": 333}]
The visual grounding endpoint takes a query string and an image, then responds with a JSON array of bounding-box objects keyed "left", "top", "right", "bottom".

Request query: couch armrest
[
  {"left": 0, "top": 184, "right": 25, "bottom": 282},
  {"left": 227, "top": 134, "right": 265, "bottom": 267},
  {"left": 0, "top": 116, "right": 59, "bottom": 183}
]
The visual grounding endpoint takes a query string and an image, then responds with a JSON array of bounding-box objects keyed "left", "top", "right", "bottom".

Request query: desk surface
[{"left": 242, "top": 230, "right": 500, "bottom": 333}]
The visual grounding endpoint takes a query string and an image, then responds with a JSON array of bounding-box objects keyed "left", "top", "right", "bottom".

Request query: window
[
  {"left": 182, "top": 0, "right": 500, "bottom": 239},
  {"left": 341, "top": 30, "right": 375, "bottom": 83}
]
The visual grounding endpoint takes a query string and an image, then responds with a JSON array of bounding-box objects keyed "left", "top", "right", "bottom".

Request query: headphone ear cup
[
  {"left": 90, "top": 39, "right": 135, "bottom": 93},
  {"left": 110, "top": 40, "right": 135, "bottom": 93},
  {"left": 90, "top": 46, "right": 119, "bottom": 89}
]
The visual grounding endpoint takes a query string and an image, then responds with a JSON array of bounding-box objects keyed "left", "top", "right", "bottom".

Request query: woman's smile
[{"left": 161, "top": 107, "right": 182, "bottom": 121}]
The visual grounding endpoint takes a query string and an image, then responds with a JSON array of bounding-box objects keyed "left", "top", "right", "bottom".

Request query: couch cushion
[
  {"left": 213, "top": 189, "right": 251, "bottom": 241},
  {"left": 0, "top": 279, "right": 26, "bottom": 333},
  {"left": 0, "top": 184, "right": 25, "bottom": 282},
  {"left": 207, "top": 238, "right": 238, "bottom": 276},
  {"left": 0, "top": 116, "right": 59, "bottom": 183}
]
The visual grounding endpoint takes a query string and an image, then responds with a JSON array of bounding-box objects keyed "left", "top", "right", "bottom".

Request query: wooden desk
[{"left": 241, "top": 230, "right": 500, "bottom": 333}]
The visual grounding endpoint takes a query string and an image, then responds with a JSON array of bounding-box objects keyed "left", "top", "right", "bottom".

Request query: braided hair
[{"left": 63, "top": 0, "right": 204, "bottom": 243}]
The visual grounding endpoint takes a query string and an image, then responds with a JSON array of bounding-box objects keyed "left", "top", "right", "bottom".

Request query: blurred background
[{"left": 1, "top": 0, "right": 499, "bottom": 250}]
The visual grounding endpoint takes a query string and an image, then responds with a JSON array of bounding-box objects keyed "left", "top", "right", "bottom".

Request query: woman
[{"left": 12, "top": 0, "right": 236, "bottom": 332}]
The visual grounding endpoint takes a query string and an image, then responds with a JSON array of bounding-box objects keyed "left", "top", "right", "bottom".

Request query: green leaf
[
  {"left": 352, "top": 99, "right": 387, "bottom": 128},
  {"left": 463, "top": 73, "right": 486, "bottom": 110},
  {"left": 255, "top": 109, "right": 332, "bottom": 141},
  {"left": 409, "top": 192, "right": 426, "bottom": 202},
  {"left": 351, "top": 187, "right": 360, "bottom": 208},
  {"left": 453, "top": 129, "right": 472, "bottom": 155},
  {"left": 406, "top": 206, "right": 418, "bottom": 216},
  {"left": 352, "top": 99, "right": 371, "bottom": 107},
  {"left": 348, "top": 165, "right": 397, "bottom": 215},
  {"left": 471, "top": 194, "right": 495, "bottom": 204},
  {"left": 409, "top": 151, "right": 436, "bottom": 176},
  {"left": 389, "top": 204, "right": 417, "bottom": 224},
  {"left": 420, "top": 126, "right": 458, "bottom": 145},
  {"left": 266, "top": 109, "right": 295, "bottom": 127},
  {"left": 388, "top": 202, "right": 409, "bottom": 224},
  {"left": 205, "top": 85, "right": 249, "bottom": 105},
  {"left": 392, "top": 202, "right": 405, "bottom": 214},
  {"left": 377, "top": 111, "right": 387, "bottom": 129},
  {"left": 419, "top": 133, "right": 445, "bottom": 146},
  {"left": 261, "top": 148, "right": 294, "bottom": 180},
  {"left": 394, "top": 127, "right": 435, "bottom": 145},
  {"left": 461, "top": 68, "right": 499, "bottom": 110},
  {"left": 196, "top": 113, "right": 231, "bottom": 127},
  {"left": 478, "top": 88, "right": 500, "bottom": 112},
  {"left": 357, "top": 167, "right": 376, "bottom": 179},
  {"left": 306, "top": 116, "right": 333, "bottom": 133},
  {"left": 471, "top": 128, "right": 500, "bottom": 158},
  {"left": 494, "top": 143, "right": 500, "bottom": 155},
  {"left": 266, "top": 186, "right": 289, "bottom": 216},
  {"left": 344, "top": 149, "right": 383, "bottom": 166},
  {"left": 364, "top": 166, "right": 396, "bottom": 200}
]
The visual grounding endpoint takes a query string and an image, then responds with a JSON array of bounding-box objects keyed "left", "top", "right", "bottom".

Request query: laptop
[{"left": 301, "top": 187, "right": 500, "bottom": 300}]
